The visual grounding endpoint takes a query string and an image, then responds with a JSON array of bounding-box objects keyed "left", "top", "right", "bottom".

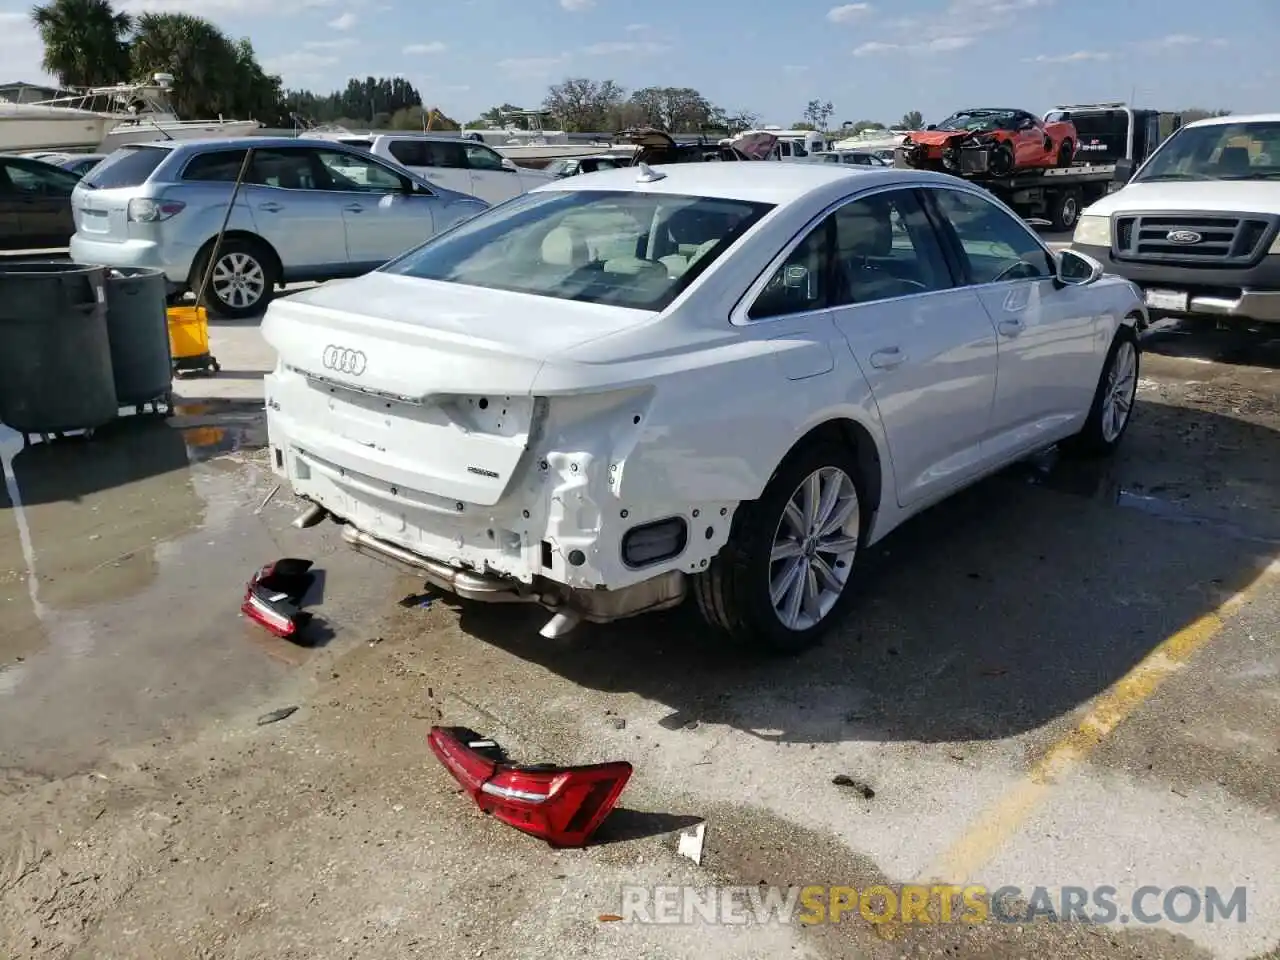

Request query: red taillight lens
[
  {"left": 241, "top": 558, "right": 315, "bottom": 638},
  {"left": 428, "top": 726, "right": 632, "bottom": 848}
]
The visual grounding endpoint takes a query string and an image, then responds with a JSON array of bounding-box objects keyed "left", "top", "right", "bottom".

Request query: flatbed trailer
[{"left": 893, "top": 102, "right": 1181, "bottom": 232}]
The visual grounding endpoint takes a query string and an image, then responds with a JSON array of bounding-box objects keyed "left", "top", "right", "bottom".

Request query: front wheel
[
  {"left": 1062, "top": 328, "right": 1140, "bottom": 458},
  {"left": 694, "top": 441, "right": 865, "bottom": 655}
]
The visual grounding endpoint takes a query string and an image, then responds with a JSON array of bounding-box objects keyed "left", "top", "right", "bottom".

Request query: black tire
[
  {"left": 192, "top": 237, "right": 278, "bottom": 320},
  {"left": 694, "top": 440, "right": 868, "bottom": 655},
  {"left": 1062, "top": 325, "right": 1140, "bottom": 458},
  {"left": 1057, "top": 139, "right": 1074, "bottom": 168},
  {"left": 1049, "top": 187, "right": 1083, "bottom": 232}
]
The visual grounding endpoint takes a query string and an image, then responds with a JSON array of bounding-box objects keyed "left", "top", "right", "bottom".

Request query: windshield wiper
[
  {"left": 1217, "top": 172, "right": 1280, "bottom": 180},
  {"left": 1134, "top": 173, "right": 1213, "bottom": 182}
]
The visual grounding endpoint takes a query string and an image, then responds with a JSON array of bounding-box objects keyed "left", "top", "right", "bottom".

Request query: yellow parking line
[{"left": 919, "top": 568, "right": 1277, "bottom": 887}]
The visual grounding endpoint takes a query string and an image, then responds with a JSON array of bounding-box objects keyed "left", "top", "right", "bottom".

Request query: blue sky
[{"left": 0, "top": 0, "right": 1272, "bottom": 125}]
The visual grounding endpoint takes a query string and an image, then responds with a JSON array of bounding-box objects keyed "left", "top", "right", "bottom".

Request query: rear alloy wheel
[
  {"left": 694, "top": 441, "right": 865, "bottom": 654},
  {"left": 1063, "top": 328, "right": 1140, "bottom": 457},
  {"left": 196, "top": 238, "right": 278, "bottom": 319}
]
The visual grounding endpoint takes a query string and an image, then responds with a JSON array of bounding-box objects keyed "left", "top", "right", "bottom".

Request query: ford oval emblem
[{"left": 1166, "top": 230, "right": 1202, "bottom": 244}]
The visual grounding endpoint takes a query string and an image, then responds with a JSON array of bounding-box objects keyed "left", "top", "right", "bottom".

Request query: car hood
[
  {"left": 1084, "top": 180, "right": 1280, "bottom": 218},
  {"left": 904, "top": 129, "right": 986, "bottom": 146}
]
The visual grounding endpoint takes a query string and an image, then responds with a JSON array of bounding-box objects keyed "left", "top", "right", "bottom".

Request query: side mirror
[
  {"left": 1112, "top": 158, "right": 1135, "bottom": 184},
  {"left": 1056, "top": 249, "right": 1104, "bottom": 286},
  {"left": 925, "top": 124, "right": 938, "bottom": 131},
  {"left": 501, "top": 158, "right": 519, "bottom": 172}
]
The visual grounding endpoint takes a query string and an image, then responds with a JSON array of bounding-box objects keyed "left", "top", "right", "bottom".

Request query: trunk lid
[
  {"left": 71, "top": 185, "right": 134, "bottom": 242},
  {"left": 263, "top": 271, "right": 652, "bottom": 505}
]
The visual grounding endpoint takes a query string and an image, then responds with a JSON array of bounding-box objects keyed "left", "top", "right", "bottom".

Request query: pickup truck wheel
[
  {"left": 1049, "top": 187, "right": 1083, "bottom": 232},
  {"left": 694, "top": 442, "right": 865, "bottom": 655},
  {"left": 1062, "top": 326, "right": 1140, "bottom": 458},
  {"left": 193, "top": 238, "right": 278, "bottom": 319}
]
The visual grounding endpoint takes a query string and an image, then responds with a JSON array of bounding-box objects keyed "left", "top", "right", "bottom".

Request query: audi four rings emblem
[{"left": 322, "top": 345, "right": 367, "bottom": 376}]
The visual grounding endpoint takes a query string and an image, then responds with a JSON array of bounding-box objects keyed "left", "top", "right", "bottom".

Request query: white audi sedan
[{"left": 262, "top": 162, "right": 1146, "bottom": 653}]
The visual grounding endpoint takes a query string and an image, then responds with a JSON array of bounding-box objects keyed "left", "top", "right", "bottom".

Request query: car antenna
[{"left": 635, "top": 162, "right": 666, "bottom": 183}]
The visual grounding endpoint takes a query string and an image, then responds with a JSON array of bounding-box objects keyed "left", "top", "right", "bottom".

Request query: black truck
[{"left": 895, "top": 103, "right": 1182, "bottom": 232}]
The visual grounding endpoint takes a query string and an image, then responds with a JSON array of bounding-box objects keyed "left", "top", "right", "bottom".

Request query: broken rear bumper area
[{"left": 340, "top": 524, "right": 686, "bottom": 635}]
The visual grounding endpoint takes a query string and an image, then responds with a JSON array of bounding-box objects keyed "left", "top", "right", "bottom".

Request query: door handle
[
  {"left": 997, "top": 318, "right": 1025, "bottom": 337},
  {"left": 868, "top": 347, "right": 906, "bottom": 370},
  {"left": 258, "top": 202, "right": 283, "bottom": 213},
  {"left": 343, "top": 203, "right": 364, "bottom": 213}
]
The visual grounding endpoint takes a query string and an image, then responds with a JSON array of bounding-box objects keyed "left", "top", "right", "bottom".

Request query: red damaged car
[{"left": 900, "top": 108, "right": 1077, "bottom": 176}]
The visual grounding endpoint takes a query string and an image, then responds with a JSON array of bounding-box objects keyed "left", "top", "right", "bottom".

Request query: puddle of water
[{"left": 1016, "top": 447, "right": 1280, "bottom": 547}]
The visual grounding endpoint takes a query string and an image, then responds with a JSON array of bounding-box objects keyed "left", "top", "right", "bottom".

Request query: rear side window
[
  {"left": 388, "top": 139, "right": 465, "bottom": 168},
  {"left": 80, "top": 146, "right": 168, "bottom": 189},
  {"left": 182, "top": 150, "right": 249, "bottom": 182}
]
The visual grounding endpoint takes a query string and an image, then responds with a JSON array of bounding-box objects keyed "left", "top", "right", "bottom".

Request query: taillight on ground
[
  {"left": 428, "top": 726, "right": 632, "bottom": 848},
  {"left": 241, "top": 558, "right": 316, "bottom": 638}
]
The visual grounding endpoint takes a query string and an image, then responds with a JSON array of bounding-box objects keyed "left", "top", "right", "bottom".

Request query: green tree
[
  {"left": 628, "top": 86, "right": 714, "bottom": 133},
  {"left": 901, "top": 110, "right": 924, "bottom": 129},
  {"left": 30, "top": 0, "right": 133, "bottom": 87},
  {"left": 543, "top": 78, "right": 626, "bottom": 132},
  {"left": 803, "top": 99, "right": 833, "bottom": 130}
]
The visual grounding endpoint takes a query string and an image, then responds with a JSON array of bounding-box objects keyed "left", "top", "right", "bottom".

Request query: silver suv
[{"left": 69, "top": 136, "right": 487, "bottom": 318}]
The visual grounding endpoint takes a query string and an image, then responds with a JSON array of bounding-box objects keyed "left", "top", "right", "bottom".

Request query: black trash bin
[
  {"left": 104, "top": 267, "right": 173, "bottom": 410},
  {"left": 0, "top": 261, "right": 117, "bottom": 440}
]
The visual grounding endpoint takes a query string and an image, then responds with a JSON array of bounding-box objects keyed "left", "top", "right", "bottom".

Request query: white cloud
[
  {"left": 0, "top": 14, "right": 53, "bottom": 85},
  {"left": 328, "top": 11, "right": 357, "bottom": 28},
  {"left": 497, "top": 55, "right": 569, "bottom": 77},
  {"left": 261, "top": 49, "right": 340, "bottom": 81},
  {"left": 559, "top": 0, "right": 594, "bottom": 9},
  {"left": 403, "top": 41, "right": 446, "bottom": 54},
  {"left": 826, "top": 3, "right": 872, "bottom": 22},
  {"left": 1024, "top": 49, "right": 1110, "bottom": 63},
  {"left": 1135, "top": 34, "right": 1228, "bottom": 52},
  {"left": 304, "top": 38, "right": 357, "bottom": 49},
  {"left": 581, "top": 40, "right": 669, "bottom": 56},
  {"left": 854, "top": 35, "right": 975, "bottom": 55},
  {"left": 889, "top": 0, "right": 1051, "bottom": 44}
]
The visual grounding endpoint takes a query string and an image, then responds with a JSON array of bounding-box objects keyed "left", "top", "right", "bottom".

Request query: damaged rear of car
[
  {"left": 262, "top": 183, "right": 775, "bottom": 638},
  {"left": 621, "top": 127, "right": 777, "bottom": 164}
]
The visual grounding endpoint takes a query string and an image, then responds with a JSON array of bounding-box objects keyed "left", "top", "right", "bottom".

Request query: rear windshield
[
  {"left": 381, "top": 189, "right": 775, "bottom": 311},
  {"left": 80, "top": 145, "right": 169, "bottom": 189}
]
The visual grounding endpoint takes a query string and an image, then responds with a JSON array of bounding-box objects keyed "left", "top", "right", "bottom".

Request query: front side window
[
  {"left": 382, "top": 189, "right": 774, "bottom": 311},
  {"left": 930, "top": 188, "right": 1053, "bottom": 283},
  {"left": 832, "top": 190, "right": 952, "bottom": 304},
  {"left": 464, "top": 144, "right": 505, "bottom": 171},
  {"left": 313, "top": 149, "right": 406, "bottom": 192},
  {"left": 1134, "top": 120, "right": 1280, "bottom": 182}
]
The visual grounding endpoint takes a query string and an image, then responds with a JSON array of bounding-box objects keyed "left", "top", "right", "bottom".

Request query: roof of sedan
[{"left": 532, "top": 162, "right": 956, "bottom": 205}]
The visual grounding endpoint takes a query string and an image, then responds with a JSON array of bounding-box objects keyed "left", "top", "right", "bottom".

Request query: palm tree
[
  {"left": 129, "top": 13, "right": 241, "bottom": 119},
  {"left": 30, "top": 0, "right": 133, "bottom": 88}
]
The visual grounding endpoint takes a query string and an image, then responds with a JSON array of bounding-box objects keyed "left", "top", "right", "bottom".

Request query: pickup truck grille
[{"left": 1112, "top": 213, "right": 1276, "bottom": 267}]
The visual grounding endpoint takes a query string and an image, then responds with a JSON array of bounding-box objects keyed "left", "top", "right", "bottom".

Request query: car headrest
[
  {"left": 837, "top": 205, "right": 892, "bottom": 258},
  {"left": 1217, "top": 146, "right": 1251, "bottom": 174},
  {"left": 541, "top": 226, "right": 589, "bottom": 268}
]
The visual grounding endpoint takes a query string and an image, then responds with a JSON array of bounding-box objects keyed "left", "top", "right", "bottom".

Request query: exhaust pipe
[{"left": 292, "top": 503, "right": 328, "bottom": 529}]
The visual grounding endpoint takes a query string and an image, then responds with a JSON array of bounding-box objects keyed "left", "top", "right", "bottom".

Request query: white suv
[{"left": 309, "top": 133, "right": 556, "bottom": 206}]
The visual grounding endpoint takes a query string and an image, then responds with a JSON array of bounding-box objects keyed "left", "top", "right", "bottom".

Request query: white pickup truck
[
  {"left": 1072, "top": 112, "right": 1280, "bottom": 326},
  {"left": 301, "top": 131, "right": 558, "bottom": 206}
]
